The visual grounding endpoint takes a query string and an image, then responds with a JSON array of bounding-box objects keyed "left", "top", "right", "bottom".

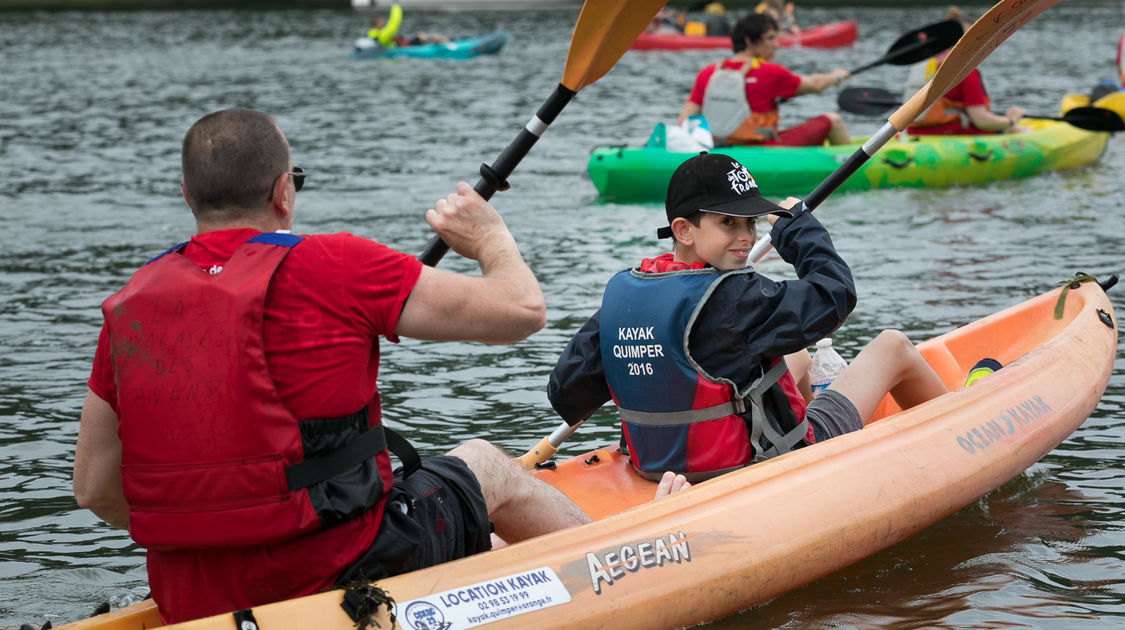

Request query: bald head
[{"left": 181, "top": 108, "right": 290, "bottom": 221}]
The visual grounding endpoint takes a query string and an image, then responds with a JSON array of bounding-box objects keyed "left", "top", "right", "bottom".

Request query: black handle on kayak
[{"left": 418, "top": 84, "right": 575, "bottom": 267}]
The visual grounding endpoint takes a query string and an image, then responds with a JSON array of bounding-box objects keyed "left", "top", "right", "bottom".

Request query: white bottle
[{"left": 808, "top": 338, "right": 848, "bottom": 397}]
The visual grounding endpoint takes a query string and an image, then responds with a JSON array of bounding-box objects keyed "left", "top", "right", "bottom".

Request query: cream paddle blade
[{"left": 562, "top": 0, "right": 668, "bottom": 92}]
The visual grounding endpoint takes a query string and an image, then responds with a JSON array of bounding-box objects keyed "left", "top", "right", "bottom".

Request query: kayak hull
[
  {"left": 58, "top": 280, "right": 1118, "bottom": 629},
  {"left": 630, "top": 20, "right": 858, "bottom": 50},
  {"left": 349, "top": 27, "right": 508, "bottom": 60},
  {"left": 587, "top": 118, "right": 1109, "bottom": 202}
]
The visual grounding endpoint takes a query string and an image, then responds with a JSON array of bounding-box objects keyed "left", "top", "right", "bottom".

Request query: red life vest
[{"left": 103, "top": 233, "right": 393, "bottom": 551}]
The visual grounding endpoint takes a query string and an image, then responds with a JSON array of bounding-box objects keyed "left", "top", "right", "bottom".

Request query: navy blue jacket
[{"left": 547, "top": 209, "right": 857, "bottom": 425}]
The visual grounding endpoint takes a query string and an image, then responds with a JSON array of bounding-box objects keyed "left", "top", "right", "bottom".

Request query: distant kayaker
[
  {"left": 646, "top": 5, "right": 686, "bottom": 35},
  {"left": 905, "top": 7, "right": 1028, "bottom": 135},
  {"left": 683, "top": 1, "right": 731, "bottom": 37},
  {"left": 547, "top": 153, "right": 948, "bottom": 483},
  {"left": 73, "top": 108, "right": 591, "bottom": 624},
  {"left": 755, "top": 0, "right": 799, "bottom": 35},
  {"left": 365, "top": 4, "right": 447, "bottom": 48},
  {"left": 702, "top": 2, "right": 731, "bottom": 37},
  {"left": 366, "top": 3, "right": 408, "bottom": 46},
  {"left": 676, "top": 12, "right": 851, "bottom": 147}
]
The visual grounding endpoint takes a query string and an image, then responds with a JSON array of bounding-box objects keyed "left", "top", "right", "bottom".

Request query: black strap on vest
[
  {"left": 285, "top": 425, "right": 389, "bottom": 492},
  {"left": 284, "top": 423, "right": 422, "bottom": 492},
  {"left": 385, "top": 426, "right": 421, "bottom": 478}
]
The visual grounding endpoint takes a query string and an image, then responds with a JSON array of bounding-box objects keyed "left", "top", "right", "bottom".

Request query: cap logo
[{"left": 726, "top": 161, "right": 757, "bottom": 195}]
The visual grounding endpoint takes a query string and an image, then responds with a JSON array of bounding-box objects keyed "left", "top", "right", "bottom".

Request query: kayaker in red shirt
[
  {"left": 904, "top": 64, "right": 1027, "bottom": 135},
  {"left": 906, "top": 8, "right": 1027, "bottom": 136},
  {"left": 548, "top": 153, "right": 948, "bottom": 482},
  {"left": 72, "top": 108, "right": 592, "bottom": 624},
  {"left": 676, "top": 12, "right": 850, "bottom": 147}
]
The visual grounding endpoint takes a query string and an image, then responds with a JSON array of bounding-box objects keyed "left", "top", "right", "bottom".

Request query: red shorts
[{"left": 766, "top": 114, "right": 833, "bottom": 147}]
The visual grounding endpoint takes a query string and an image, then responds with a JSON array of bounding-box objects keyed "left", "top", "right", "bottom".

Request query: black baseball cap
[{"left": 658, "top": 152, "right": 792, "bottom": 239}]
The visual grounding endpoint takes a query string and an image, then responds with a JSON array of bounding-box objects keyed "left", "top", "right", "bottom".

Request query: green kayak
[{"left": 586, "top": 118, "right": 1110, "bottom": 203}]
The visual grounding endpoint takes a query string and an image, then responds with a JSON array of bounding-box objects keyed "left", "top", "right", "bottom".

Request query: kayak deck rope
[
  {"left": 340, "top": 576, "right": 396, "bottom": 630},
  {"left": 1053, "top": 272, "right": 1101, "bottom": 319}
]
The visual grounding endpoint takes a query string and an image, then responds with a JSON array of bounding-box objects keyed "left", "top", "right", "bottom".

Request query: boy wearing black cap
[{"left": 547, "top": 153, "right": 946, "bottom": 484}]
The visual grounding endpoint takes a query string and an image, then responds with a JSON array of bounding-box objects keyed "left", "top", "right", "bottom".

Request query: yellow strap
[{"left": 1053, "top": 272, "right": 1098, "bottom": 319}]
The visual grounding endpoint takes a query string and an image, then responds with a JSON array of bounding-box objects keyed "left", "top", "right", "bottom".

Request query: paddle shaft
[
  {"left": 515, "top": 420, "right": 582, "bottom": 470},
  {"left": 418, "top": 84, "right": 575, "bottom": 266},
  {"left": 746, "top": 123, "right": 897, "bottom": 262}
]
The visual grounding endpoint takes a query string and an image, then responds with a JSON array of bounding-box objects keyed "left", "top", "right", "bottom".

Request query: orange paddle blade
[
  {"left": 561, "top": 0, "right": 667, "bottom": 92},
  {"left": 889, "top": 0, "right": 1064, "bottom": 130}
]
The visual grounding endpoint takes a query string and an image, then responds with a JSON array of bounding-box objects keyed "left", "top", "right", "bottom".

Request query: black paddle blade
[
  {"left": 837, "top": 86, "right": 902, "bottom": 116},
  {"left": 1059, "top": 106, "right": 1125, "bottom": 132},
  {"left": 848, "top": 20, "right": 965, "bottom": 76},
  {"left": 885, "top": 20, "right": 965, "bottom": 65}
]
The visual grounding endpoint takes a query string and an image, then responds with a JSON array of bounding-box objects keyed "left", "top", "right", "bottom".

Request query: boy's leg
[
  {"left": 828, "top": 330, "right": 947, "bottom": 424},
  {"left": 825, "top": 112, "right": 850, "bottom": 145},
  {"left": 784, "top": 349, "right": 813, "bottom": 403},
  {"left": 448, "top": 439, "right": 591, "bottom": 543}
]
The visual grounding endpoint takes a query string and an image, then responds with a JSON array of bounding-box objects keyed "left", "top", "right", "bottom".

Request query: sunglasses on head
[{"left": 285, "top": 166, "right": 305, "bottom": 192}]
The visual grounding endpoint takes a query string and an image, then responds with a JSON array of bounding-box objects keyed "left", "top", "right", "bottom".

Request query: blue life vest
[{"left": 599, "top": 267, "right": 809, "bottom": 482}]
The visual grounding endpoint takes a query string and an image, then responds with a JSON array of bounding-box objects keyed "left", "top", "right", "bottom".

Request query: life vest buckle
[{"left": 732, "top": 395, "right": 750, "bottom": 415}]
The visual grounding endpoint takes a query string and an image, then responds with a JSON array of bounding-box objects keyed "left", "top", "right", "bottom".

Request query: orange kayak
[
  {"left": 630, "top": 20, "right": 858, "bottom": 50},
  {"left": 57, "top": 278, "right": 1118, "bottom": 630}
]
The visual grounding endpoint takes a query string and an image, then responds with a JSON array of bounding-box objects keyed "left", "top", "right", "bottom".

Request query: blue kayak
[{"left": 348, "top": 27, "right": 508, "bottom": 60}]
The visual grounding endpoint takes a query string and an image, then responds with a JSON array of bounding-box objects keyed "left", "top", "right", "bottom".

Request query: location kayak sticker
[{"left": 394, "top": 567, "right": 570, "bottom": 630}]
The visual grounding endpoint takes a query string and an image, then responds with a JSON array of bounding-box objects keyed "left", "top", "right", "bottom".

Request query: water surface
[{"left": 1, "top": 3, "right": 1124, "bottom": 627}]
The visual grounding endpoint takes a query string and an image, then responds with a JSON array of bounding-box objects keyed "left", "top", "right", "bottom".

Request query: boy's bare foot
[{"left": 654, "top": 471, "right": 691, "bottom": 499}]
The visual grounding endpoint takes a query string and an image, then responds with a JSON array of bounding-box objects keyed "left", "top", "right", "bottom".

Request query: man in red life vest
[
  {"left": 73, "top": 108, "right": 590, "bottom": 624},
  {"left": 676, "top": 13, "right": 851, "bottom": 147}
]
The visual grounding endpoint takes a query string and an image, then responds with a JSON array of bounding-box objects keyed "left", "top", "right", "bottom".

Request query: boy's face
[
  {"left": 680, "top": 212, "right": 758, "bottom": 270},
  {"left": 749, "top": 28, "right": 778, "bottom": 61}
]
